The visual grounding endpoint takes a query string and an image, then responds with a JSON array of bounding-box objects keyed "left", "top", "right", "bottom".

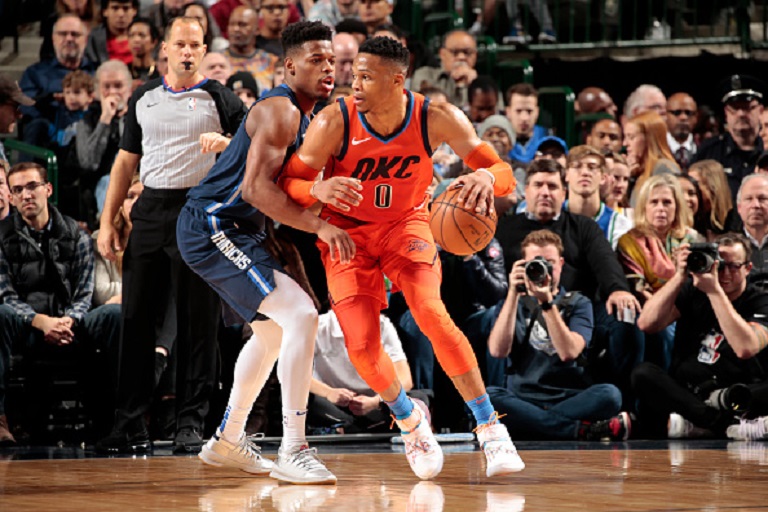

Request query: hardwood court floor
[{"left": 1, "top": 441, "right": 768, "bottom": 511}]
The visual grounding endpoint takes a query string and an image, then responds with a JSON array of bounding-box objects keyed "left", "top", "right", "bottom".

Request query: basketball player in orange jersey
[{"left": 278, "top": 37, "right": 525, "bottom": 480}]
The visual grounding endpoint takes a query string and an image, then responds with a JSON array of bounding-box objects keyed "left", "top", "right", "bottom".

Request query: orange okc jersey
[{"left": 323, "top": 90, "right": 434, "bottom": 223}]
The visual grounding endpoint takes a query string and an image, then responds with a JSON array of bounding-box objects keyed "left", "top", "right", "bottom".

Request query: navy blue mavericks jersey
[{"left": 186, "top": 84, "right": 311, "bottom": 232}]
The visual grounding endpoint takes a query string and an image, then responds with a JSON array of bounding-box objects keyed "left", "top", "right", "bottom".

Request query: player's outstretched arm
[
  {"left": 242, "top": 98, "right": 355, "bottom": 263},
  {"left": 279, "top": 103, "right": 362, "bottom": 211},
  {"left": 428, "top": 101, "right": 515, "bottom": 215}
]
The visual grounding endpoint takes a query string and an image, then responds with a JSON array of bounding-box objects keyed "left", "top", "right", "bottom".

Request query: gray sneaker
[
  {"left": 199, "top": 430, "right": 274, "bottom": 474},
  {"left": 270, "top": 446, "right": 337, "bottom": 485}
]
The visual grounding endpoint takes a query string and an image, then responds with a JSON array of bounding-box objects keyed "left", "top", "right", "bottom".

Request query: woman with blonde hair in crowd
[
  {"left": 688, "top": 159, "right": 737, "bottom": 240},
  {"left": 617, "top": 174, "right": 701, "bottom": 369},
  {"left": 624, "top": 111, "right": 678, "bottom": 205}
]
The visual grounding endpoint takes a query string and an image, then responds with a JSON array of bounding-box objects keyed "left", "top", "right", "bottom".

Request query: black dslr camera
[
  {"left": 524, "top": 256, "right": 553, "bottom": 285},
  {"left": 687, "top": 243, "right": 722, "bottom": 274}
]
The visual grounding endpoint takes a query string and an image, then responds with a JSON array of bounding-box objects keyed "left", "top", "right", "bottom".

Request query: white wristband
[{"left": 476, "top": 168, "right": 495, "bottom": 185}]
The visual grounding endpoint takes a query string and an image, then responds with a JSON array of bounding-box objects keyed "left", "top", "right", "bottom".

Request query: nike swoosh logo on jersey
[
  {"left": 146, "top": 102, "right": 159, "bottom": 108},
  {"left": 351, "top": 137, "right": 372, "bottom": 145}
]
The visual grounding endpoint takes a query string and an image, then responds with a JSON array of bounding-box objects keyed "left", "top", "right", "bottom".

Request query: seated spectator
[
  {"left": 226, "top": 71, "right": 260, "bottom": 107},
  {"left": 39, "top": 0, "right": 101, "bottom": 62},
  {"left": 676, "top": 174, "right": 704, "bottom": 234},
  {"left": 624, "top": 111, "right": 677, "bottom": 206},
  {"left": 200, "top": 52, "right": 233, "bottom": 86},
  {"left": 514, "top": 137, "right": 568, "bottom": 214},
  {"left": 127, "top": 17, "right": 160, "bottom": 88},
  {"left": 85, "top": 0, "right": 138, "bottom": 66},
  {"left": 467, "top": 76, "right": 501, "bottom": 125},
  {"left": 0, "top": 74, "right": 35, "bottom": 164},
  {"left": 622, "top": 84, "right": 667, "bottom": 122},
  {"left": 576, "top": 87, "right": 617, "bottom": 118},
  {"left": 224, "top": 6, "right": 277, "bottom": 92},
  {"left": 309, "top": 309, "right": 430, "bottom": 433},
  {"left": 618, "top": 174, "right": 700, "bottom": 300},
  {"left": 334, "top": 18, "right": 368, "bottom": 46},
  {"left": 496, "top": 159, "right": 641, "bottom": 401},
  {"left": 48, "top": 70, "right": 94, "bottom": 151},
  {"left": 733, "top": 173, "right": 768, "bottom": 287},
  {"left": 505, "top": 83, "right": 549, "bottom": 164},
  {"left": 487, "top": 230, "right": 628, "bottom": 441},
  {"left": 359, "top": 0, "right": 393, "bottom": 36},
  {"left": 633, "top": 234, "right": 768, "bottom": 439},
  {"left": 586, "top": 118, "right": 622, "bottom": 154},
  {"left": 688, "top": 160, "right": 736, "bottom": 240},
  {"left": 308, "top": 0, "right": 361, "bottom": 29},
  {"left": 184, "top": 2, "right": 228, "bottom": 53},
  {"left": 333, "top": 32, "right": 359, "bottom": 87},
  {"left": 75, "top": 60, "right": 133, "bottom": 228},
  {"left": 0, "top": 162, "right": 121, "bottom": 444},
  {"left": 256, "top": 0, "right": 289, "bottom": 58},
  {"left": 565, "top": 145, "right": 631, "bottom": 250},
  {"left": 19, "top": 14, "right": 96, "bottom": 149},
  {"left": 146, "top": 0, "right": 186, "bottom": 39},
  {"left": 603, "top": 151, "right": 633, "bottom": 218},
  {"left": 666, "top": 92, "right": 698, "bottom": 172},
  {"left": 411, "top": 30, "right": 478, "bottom": 110}
]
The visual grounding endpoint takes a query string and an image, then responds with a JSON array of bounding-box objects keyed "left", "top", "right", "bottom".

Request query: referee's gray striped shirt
[{"left": 120, "top": 77, "right": 245, "bottom": 189}]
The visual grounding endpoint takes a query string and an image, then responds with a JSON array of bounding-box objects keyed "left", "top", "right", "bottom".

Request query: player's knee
[
  {"left": 347, "top": 346, "right": 378, "bottom": 376},
  {"left": 411, "top": 298, "right": 451, "bottom": 335}
]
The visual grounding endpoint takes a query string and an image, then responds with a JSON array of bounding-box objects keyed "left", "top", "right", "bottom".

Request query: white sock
[
  {"left": 281, "top": 408, "right": 308, "bottom": 452},
  {"left": 220, "top": 322, "right": 282, "bottom": 443},
  {"left": 258, "top": 272, "right": 318, "bottom": 452}
]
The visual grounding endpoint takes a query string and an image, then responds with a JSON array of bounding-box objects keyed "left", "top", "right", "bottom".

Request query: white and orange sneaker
[
  {"left": 397, "top": 399, "right": 443, "bottom": 480},
  {"left": 474, "top": 413, "right": 525, "bottom": 477}
]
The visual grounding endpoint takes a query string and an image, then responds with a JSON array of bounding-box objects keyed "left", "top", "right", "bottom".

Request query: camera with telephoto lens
[
  {"left": 705, "top": 383, "right": 752, "bottom": 413},
  {"left": 686, "top": 242, "right": 723, "bottom": 274},
  {"left": 524, "top": 256, "right": 553, "bottom": 285}
]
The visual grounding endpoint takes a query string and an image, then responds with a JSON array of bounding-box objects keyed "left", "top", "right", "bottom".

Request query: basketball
[{"left": 429, "top": 186, "right": 497, "bottom": 256}]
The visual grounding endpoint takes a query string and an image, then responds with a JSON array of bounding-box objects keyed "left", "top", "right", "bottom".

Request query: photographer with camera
[
  {"left": 486, "top": 230, "right": 630, "bottom": 441},
  {"left": 632, "top": 233, "right": 768, "bottom": 438}
]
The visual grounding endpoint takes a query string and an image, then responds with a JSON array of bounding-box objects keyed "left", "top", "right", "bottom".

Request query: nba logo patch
[
  {"left": 407, "top": 240, "right": 428, "bottom": 253},
  {"left": 187, "top": 97, "right": 197, "bottom": 111}
]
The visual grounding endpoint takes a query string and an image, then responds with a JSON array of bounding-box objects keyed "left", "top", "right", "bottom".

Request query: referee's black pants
[{"left": 114, "top": 187, "right": 220, "bottom": 433}]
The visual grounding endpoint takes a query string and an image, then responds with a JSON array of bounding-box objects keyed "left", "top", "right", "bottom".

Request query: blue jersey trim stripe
[
  {"left": 358, "top": 90, "right": 414, "bottom": 143},
  {"left": 420, "top": 96, "right": 432, "bottom": 155},
  {"left": 162, "top": 76, "right": 209, "bottom": 94},
  {"left": 247, "top": 267, "right": 273, "bottom": 295}
]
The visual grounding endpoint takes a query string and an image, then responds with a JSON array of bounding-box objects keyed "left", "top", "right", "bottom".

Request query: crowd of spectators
[{"left": 1, "top": 0, "right": 768, "bottom": 448}]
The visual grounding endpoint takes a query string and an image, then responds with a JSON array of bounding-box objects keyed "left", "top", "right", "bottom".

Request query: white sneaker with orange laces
[
  {"left": 475, "top": 413, "right": 525, "bottom": 477},
  {"left": 398, "top": 400, "right": 444, "bottom": 480}
]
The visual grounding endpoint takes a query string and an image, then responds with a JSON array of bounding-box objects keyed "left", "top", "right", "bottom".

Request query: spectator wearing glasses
[
  {"left": 692, "top": 75, "right": 766, "bottom": 203},
  {"left": 411, "top": 30, "right": 478, "bottom": 109},
  {"left": 0, "top": 75, "right": 35, "bottom": 164},
  {"left": 359, "top": 0, "right": 393, "bottom": 36},
  {"left": 666, "top": 93, "right": 698, "bottom": 172},
  {"left": 19, "top": 14, "right": 96, "bottom": 149},
  {"left": 632, "top": 233, "right": 768, "bottom": 439},
  {"left": 0, "top": 162, "right": 121, "bottom": 445},
  {"left": 308, "top": 0, "right": 361, "bottom": 29},
  {"left": 257, "top": 0, "right": 290, "bottom": 58}
]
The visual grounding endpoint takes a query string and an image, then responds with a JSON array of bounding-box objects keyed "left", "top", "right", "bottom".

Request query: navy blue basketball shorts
[{"left": 177, "top": 203, "right": 283, "bottom": 323}]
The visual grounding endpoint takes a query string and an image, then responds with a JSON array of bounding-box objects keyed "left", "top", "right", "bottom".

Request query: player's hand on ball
[
  {"left": 318, "top": 222, "right": 356, "bottom": 264},
  {"left": 312, "top": 177, "right": 363, "bottom": 212},
  {"left": 453, "top": 170, "right": 495, "bottom": 216}
]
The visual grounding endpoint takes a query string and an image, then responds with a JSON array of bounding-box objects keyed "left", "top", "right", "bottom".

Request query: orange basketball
[{"left": 429, "top": 186, "right": 497, "bottom": 256}]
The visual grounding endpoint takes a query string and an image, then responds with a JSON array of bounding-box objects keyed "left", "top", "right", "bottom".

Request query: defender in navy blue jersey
[{"left": 176, "top": 20, "right": 354, "bottom": 485}]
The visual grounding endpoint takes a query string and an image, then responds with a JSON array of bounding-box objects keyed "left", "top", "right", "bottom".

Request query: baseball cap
[
  {"left": 0, "top": 75, "right": 34, "bottom": 107},
  {"left": 226, "top": 71, "right": 260, "bottom": 97},
  {"left": 534, "top": 136, "right": 568, "bottom": 157}
]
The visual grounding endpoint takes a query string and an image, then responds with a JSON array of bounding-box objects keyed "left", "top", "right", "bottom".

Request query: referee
[{"left": 96, "top": 17, "right": 246, "bottom": 453}]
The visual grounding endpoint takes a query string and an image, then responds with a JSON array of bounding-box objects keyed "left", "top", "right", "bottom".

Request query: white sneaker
[
  {"left": 726, "top": 416, "right": 768, "bottom": 441},
  {"left": 270, "top": 446, "right": 337, "bottom": 485},
  {"left": 475, "top": 415, "right": 525, "bottom": 477},
  {"left": 399, "top": 402, "right": 444, "bottom": 480},
  {"left": 199, "top": 430, "right": 273, "bottom": 474},
  {"left": 668, "top": 413, "right": 713, "bottom": 439}
]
